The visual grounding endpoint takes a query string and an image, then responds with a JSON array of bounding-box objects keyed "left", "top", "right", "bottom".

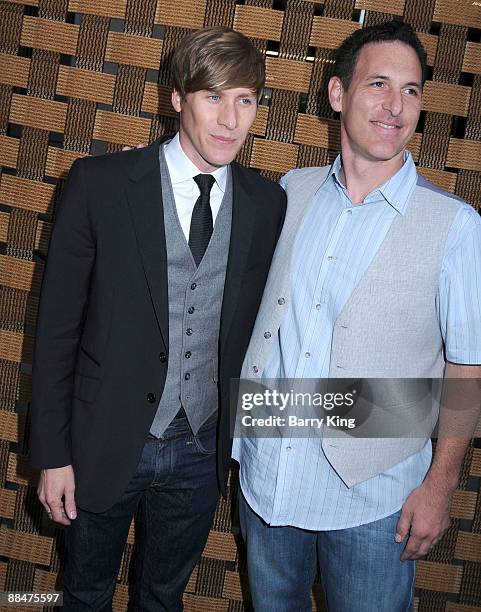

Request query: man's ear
[
  {"left": 171, "top": 89, "right": 183, "bottom": 113},
  {"left": 328, "top": 76, "right": 343, "bottom": 114}
]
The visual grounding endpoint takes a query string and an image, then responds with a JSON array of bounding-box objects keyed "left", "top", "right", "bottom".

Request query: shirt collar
[
  {"left": 164, "top": 132, "right": 227, "bottom": 193},
  {"left": 327, "top": 150, "right": 417, "bottom": 215}
]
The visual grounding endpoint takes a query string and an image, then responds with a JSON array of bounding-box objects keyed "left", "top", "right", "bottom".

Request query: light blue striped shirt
[{"left": 232, "top": 152, "right": 481, "bottom": 530}]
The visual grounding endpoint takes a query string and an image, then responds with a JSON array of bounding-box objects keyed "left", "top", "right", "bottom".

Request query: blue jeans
[
  {"left": 62, "top": 414, "right": 218, "bottom": 611},
  {"left": 239, "top": 492, "right": 415, "bottom": 612}
]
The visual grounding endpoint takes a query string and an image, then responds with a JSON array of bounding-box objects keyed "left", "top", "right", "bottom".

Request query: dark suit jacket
[{"left": 29, "top": 136, "right": 286, "bottom": 512}]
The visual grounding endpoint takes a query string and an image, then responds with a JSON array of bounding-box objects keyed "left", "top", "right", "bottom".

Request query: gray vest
[
  {"left": 241, "top": 167, "right": 461, "bottom": 486},
  {"left": 150, "top": 147, "right": 232, "bottom": 436}
]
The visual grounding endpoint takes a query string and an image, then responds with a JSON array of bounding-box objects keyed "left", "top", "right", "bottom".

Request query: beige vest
[{"left": 241, "top": 167, "right": 461, "bottom": 486}]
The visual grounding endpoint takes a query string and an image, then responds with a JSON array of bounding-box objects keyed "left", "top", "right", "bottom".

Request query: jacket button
[
  {"left": 188, "top": 306, "right": 195, "bottom": 314},
  {"left": 147, "top": 393, "right": 156, "bottom": 403},
  {"left": 186, "top": 328, "right": 193, "bottom": 336},
  {"left": 185, "top": 351, "right": 191, "bottom": 359},
  {"left": 159, "top": 352, "right": 167, "bottom": 363},
  {"left": 184, "top": 372, "right": 191, "bottom": 380},
  {"left": 190, "top": 283, "right": 197, "bottom": 290}
]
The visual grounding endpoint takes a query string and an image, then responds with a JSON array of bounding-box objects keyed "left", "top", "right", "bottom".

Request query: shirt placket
[
  {"left": 271, "top": 203, "right": 354, "bottom": 523},
  {"left": 294, "top": 204, "right": 353, "bottom": 378}
]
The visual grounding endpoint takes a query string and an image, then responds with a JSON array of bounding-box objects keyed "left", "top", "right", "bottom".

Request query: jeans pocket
[{"left": 193, "top": 418, "right": 217, "bottom": 455}]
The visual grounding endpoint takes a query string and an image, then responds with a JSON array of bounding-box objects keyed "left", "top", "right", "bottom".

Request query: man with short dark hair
[
  {"left": 29, "top": 27, "right": 286, "bottom": 610},
  {"left": 233, "top": 21, "right": 481, "bottom": 611}
]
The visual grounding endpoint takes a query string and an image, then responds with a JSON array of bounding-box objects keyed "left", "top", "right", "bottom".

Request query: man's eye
[
  {"left": 372, "top": 81, "right": 384, "bottom": 88},
  {"left": 208, "top": 95, "right": 220, "bottom": 102},
  {"left": 405, "top": 88, "right": 418, "bottom": 96},
  {"left": 240, "top": 98, "right": 254, "bottom": 105}
]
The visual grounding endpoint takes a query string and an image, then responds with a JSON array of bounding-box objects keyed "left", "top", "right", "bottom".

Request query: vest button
[
  {"left": 190, "top": 283, "right": 197, "bottom": 290},
  {"left": 159, "top": 352, "right": 167, "bottom": 363},
  {"left": 188, "top": 306, "right": 195, "bottom": 314},
  {"left": 264, "top": 331, "right": 271, "bottom": 339},
  {"left": 185, "top": 351, "right": 191, "bottom": 359},
  {"left": 146, "top": 393, "right": 156, "bottom": 403},
  {"left": 252, "top": 366, "right": 259, "bottom": 373},
  {"left": 278, "top": 297, "right": 285, "bottom": 305},
  {"left": 186, "top": 328, "right": 193, "bottom": 336},
  {"left": 185, "top": 372, "right": 191, "bottom": 380}
]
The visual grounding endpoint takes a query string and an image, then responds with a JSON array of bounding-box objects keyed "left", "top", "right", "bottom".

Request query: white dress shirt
[{"left": 164, "top": 133, "right": 227, "bottom": 240}]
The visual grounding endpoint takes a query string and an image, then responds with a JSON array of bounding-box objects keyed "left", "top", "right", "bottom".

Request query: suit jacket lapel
[
  {"left": 126, "top": 139, "right": 169, "bottom": 347},
  {"left": 220, "top": 162, "right": 257, "bottom": 351}
]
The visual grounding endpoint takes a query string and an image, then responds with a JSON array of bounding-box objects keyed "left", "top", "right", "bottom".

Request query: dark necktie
[{"left": 189, "top": 174, "right": 215, "bottom": 266}]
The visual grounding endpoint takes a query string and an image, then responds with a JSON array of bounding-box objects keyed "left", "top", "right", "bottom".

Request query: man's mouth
[
  {"left": 371, "top": 121, "right": 401, "bottom": 130},
  {"left": 211, "top": 135, "right": 237, "bottom": 144}
]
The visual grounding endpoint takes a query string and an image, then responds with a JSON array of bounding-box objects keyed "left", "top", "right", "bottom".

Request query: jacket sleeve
[{"left": 29, "top": 158, "right": 95, "bottom": 469}]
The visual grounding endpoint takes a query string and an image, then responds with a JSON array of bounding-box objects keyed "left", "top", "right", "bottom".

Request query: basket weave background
[{"left": 0, "top": 0, "right": 480, "bottom": 610}]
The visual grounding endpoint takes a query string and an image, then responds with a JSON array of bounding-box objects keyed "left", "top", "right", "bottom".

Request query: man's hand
[
  {"left": 395, "top": 477, "right": 453, "bottom": 560},
  {"left": 38, "top": 465, "right": 77, "bottom": 526},
  {"left": 396, "top": 363, "right": 481, "bottom": 560}
]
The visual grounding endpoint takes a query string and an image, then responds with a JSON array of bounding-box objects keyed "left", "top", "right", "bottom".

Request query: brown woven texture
[{"left": 0, "top": 0, "right": 480, "bottom": 609}]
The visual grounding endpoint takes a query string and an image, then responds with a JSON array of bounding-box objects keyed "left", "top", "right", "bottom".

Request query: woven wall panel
[
  {"left": 417, "top": 32, "right": 438, "bottom": 65},
  {"left": 447, "top": 139, "right": 481, "bottom": 173},
  {"left": 310, "top": 16, "right": 360, "bottom": 48},
  {"left": 434, "top": 0, "right": 481, "bottom": 29},
  {"left": 45, "top": 146, "right": 87, "bottom": 178},
  {"left": 57, "top": 66, "right": 115, "bottom": 105},
  {"left": 20, "top": 16, "right": 79, "bottom": 53},
  {"left": 416, "top": 561, "right": 464, "bottom": 594},
  {"left": 0, "top": 0, "right": 480, "bottom": 610},
  {"left": 251, "top": 138, "right": 299, "bottom": 172},
  {"left": 471, "top": 450, "right": 481, "bottom": 477},
  {"left": 69, "top": 0, "right": 127, "bottom": 20},
  {"left": 265, "top": 57, "right": 313, "bottom": 92},
  {"left": 105, "top": 31, "right": 163, "bottom": 69},
  {"left": 155, "top": 0, "right": 207, "bottom": 28},
  {"left": 464, "top": 43, "right": 481, "bottom": 74},
  {"left": 0, "top": 527, "right": 52, "bottom": 565},
  {"left": 446, "top": 604, "right": 481, "bottom": 612},
  {"left": 0, "top": 176, "right": 54, "bottom": 214},
  {"left": 0, "top": 488, "right": 16, "bottom": 520},
  {"left": 0, "top": 137, "right": 18, "bottom": 169},
  {"left": 421, "top": 82, "right": 471, "bottom": 116},
  {"left": 9, "top": 95, "right": 67, "bottom": 134},
  {"left": 355, "top": 0, "right": 405, "bottom": 15},
  {"left": 417, "top": 167, "right": 457, "bottom": 192},
  {"left": 233, "top": 6, "right": 283, "bottom": 41}
]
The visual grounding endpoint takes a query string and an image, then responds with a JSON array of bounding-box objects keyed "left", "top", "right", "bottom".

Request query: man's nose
[
  {"left": 218, "top": 103, "right": 237, "bottom": 129},
  {"left": 383, "top": 90, "right": 403, "bottom": 116}
]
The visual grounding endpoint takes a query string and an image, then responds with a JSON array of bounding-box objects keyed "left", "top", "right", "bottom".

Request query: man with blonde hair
[{"left": 30, "top": 27, "right": 285, "bottom": 610}]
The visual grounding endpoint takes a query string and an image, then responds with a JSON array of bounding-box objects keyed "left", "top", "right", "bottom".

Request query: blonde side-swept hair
[{"left": 171, "top": 27, "right": 265, "bottom": 100}]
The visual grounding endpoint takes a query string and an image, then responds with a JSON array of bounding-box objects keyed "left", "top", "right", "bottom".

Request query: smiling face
[
  {"left": 171, "top": 87, "right": 258, "bottom": 172},
  {"left": 328, "top": 41, "right": 422, "bottom": 171}
]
